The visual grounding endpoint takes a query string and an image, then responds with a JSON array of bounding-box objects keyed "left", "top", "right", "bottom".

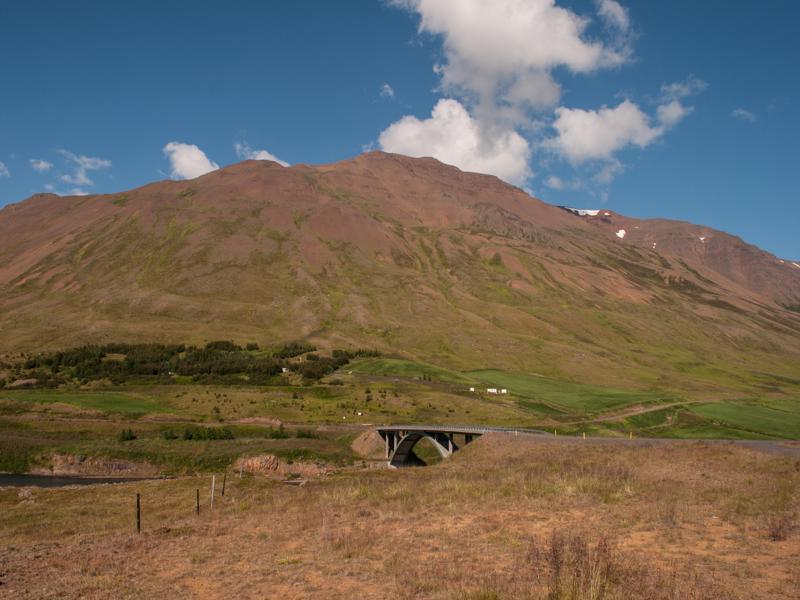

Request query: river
[{"left": 0, "top": 474, "right": 150, "bottom": 488}]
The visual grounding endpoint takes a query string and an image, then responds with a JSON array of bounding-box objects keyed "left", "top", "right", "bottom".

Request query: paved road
[
  {"left": 376, "top": 425, "right": 800, "bottom": 459},
  {"left": 502, "top": 433, "right": 800, "bottom": 459}
]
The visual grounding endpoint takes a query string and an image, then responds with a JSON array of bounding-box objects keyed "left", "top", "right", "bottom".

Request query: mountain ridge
[{"left": 1, "top": 151, "right": 799, "bottom": 396}]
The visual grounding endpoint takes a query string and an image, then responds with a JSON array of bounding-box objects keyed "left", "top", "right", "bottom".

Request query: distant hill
[{"left": 1, "top": 151, "right": 799, "bottom": 395}]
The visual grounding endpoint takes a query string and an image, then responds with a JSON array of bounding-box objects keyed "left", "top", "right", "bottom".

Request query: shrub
[
  {"left": 265, "top": 424, "right": 289, "bottom": 439},
  {"left": 294, "top": 428, "right": 319, "bottom": 439},
  {"left": 204, "top": 340, "right": 240, "bottom": 352},
  {"left": 765, "top": 512, "right": 796, "bottom": 541},
  {"left": 182, "top": 426, "right": 235, "bottom": 440},
  {"left": 0, "top": 441, "right": 33, "bottom": 473},
  {"left": 118, "top": 429, "right": 137, "bottom": 442},
  {"left": 274, "top": 341, "right": 316, "bottom": 359}
]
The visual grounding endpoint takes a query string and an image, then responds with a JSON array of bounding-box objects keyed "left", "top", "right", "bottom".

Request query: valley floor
[{"left": 1, "top": 434, "right": 798, "bottom": 599}]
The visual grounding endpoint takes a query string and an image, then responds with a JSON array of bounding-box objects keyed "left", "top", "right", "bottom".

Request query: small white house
[
  {"left": 469, "top": 387, "right": 475, "bottom": 392},
  {"left": 487, "top": 388, "right": 498, "bottom": 394},
  {"left": 500, "top": 389, "right": 508, "bottom": 395},
  {"left": 281, "top": 367, "right": 290, "bottom": 373}
]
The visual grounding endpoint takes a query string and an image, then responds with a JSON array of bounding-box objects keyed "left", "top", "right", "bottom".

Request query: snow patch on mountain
[
  {"left": 559, "top": 206, "right": 600, "bottom": 217},
  {"left": 616, "top": 229, "right": 626, "bottom": 239}
]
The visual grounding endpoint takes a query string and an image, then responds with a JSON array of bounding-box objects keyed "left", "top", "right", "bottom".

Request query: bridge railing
[{"left": 375, "top": 424, "right": 547, "bottom": 435}]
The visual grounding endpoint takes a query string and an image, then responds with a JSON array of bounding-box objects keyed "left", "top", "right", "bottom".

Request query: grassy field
[
  {"left": 0, "top": 411, "right": 358, "bottom": 475},
  {"left": 0, "top": 435, "right": 797, "bottom": 599},
  {"left": 1, "top": 357, "right": 799, "bottom": 478},
  {"left": 0, "top": 389, "right": 173, "bottom": 415},
  {"left": 349, "top": 357, "right": 476, "bottom": 384},
  {"left": 465, "top": 369, "right": 679, "bottom": 414},
  {"left": 689, "top": 401, "right": 800, "bottom": 439}
]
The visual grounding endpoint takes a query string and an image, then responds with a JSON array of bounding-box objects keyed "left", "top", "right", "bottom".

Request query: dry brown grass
[{"left": 1, "top": 435, "right": 799, "bottom": 599}]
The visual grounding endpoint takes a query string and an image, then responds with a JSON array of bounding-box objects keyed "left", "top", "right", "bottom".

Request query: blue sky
[{"left": 0, "top": 1, "right": 797, "bottom": 258}]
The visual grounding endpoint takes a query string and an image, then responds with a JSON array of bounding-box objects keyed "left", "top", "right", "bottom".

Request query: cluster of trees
[
  {"left": 162, "top": 426, "right": 235, "bottom": 440},
  {"left": 264, "top": 424, "right": 318, "bottom": 439},
  {"left": 11, "top": 341, "right": 381, "bottom": 387}
]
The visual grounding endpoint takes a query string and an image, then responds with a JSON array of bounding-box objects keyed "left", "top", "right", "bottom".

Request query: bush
[
  {"left": 11, "top": 341, "right": 287, "bottom": 387},
  {"left": 118, "top": 429, "right": 137, "bottom": 442},
  {"left": 765, "top": 512, "right": 796, "bottom": 541},
  {"left": 295, "top": 428, "right": 319, "bottom": 439},
  {"left": 265, "top": 424, "right": 289, "bottom": 439},
  {"left": 182, "top": 426, "right": 235, "bottom": 440},
  {"left": 204, "top": 341, "right": 241, "bottom": 352},
  {"left": 245, "top": 342, "right": 260, "bottom": 351},
  {"left": 274, "top": 341, "right": 316, "bottom": 359},
  {"left": 0, "top": 441, "right": 33, "bottom": 473}
]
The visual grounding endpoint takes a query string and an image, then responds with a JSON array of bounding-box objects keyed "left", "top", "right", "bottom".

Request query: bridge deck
[{"left": 376, "top": 424, "right": 547, "bottom": 436}]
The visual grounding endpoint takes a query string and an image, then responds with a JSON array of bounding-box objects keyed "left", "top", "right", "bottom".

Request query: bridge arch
[
  {"left": 376, "top": 425, "right": 545, "bottom": 468},
  {"left": 389, "top": 431, "right": 457, "bottom": 468}
]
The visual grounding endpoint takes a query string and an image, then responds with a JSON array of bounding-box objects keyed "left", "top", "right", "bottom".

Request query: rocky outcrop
[
  {"left": 232, "top": 454, "right": 328, "bottom": 479},
  {"left": 351, "top": 429, "right": 387, "bottom": 460},
  {"left": 32, "top": 453, "right": 160, "bottom": 477}
]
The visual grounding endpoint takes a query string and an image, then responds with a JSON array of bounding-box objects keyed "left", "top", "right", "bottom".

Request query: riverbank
[{"left": 0, "top": 473, "right": 160, "bottom": 488}]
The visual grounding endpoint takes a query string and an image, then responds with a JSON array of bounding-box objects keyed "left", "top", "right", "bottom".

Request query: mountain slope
[
  {"left": 558, "top": 206, "right": 800, "bottom": 307},
  {"left": 1, "top": 152, "right": 799, "bottom": 396}
]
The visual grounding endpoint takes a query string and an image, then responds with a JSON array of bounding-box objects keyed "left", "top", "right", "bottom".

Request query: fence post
[
  {"left": 210, "top": 475, "right": 216, "bottom": 510},
  {"left": 136, "top": 493, "right": 141, "bottom": 534},
  {"left": 221, "top": 472, "right": 227, "bottom": 497}
]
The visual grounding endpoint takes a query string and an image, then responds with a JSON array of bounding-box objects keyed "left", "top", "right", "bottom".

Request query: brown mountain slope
[
  {"left": 1, "top": 152, "right": 799, "bottom": 395},
  {"left": 558, "top": 206, "right": 800, "bottom": 307}
]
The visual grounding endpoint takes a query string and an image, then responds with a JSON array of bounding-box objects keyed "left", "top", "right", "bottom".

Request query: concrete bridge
[{"left": 376, "top": 425, "right": 546, "bottom": 468}]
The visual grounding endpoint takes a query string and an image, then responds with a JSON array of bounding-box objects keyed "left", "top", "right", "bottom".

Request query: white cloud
[
  {"left": 383, "top": 1, "right": 698, "bottom": 190},
  {"left": 548, "top": 98, "right": 690, "bottom": 164},
  {"left": 596, "top": 0, "right": 630, "bottom": 31},
  {"left": 382, "top": 0, "right": 639, "bottom": 187},
  {"left": 660, "top": 76, "right": 708, "bottom": 101},
  {"left": 543, "top": 174, "right": 586, "bottom": 191},
  {"left": 594, "top": 160, "right": 624, "bottom": 184},
  {"left": 657, "top": 100, "right": 693, "bottom": 128},
  {"left": 545, "top": 175, "right": 565, "bottom": 190},
  {"left": 394, "top": 0, "right": 631, "bottom": 115},
  {"left": 0, "top": 161, "right": 9, "bottom": 178},
  {"left": 379, "top": 98, "right": 532, "bottom": 185},
  {"left": 234, "top": 142, "right": 289, "bottom": 167},
  {"left": 30, "top": 159, "right": 53, "bottom": 172},
  {"left": 163, "top": 142, "right": 219, "bottom": 180},
  {"left": 44, "top": 183, "right": 55, "bottom": 191},
  {"left": 732, "top": 108, "right": 757, "bottom": 123},
  {"left": 57, "top": 150, "right": 112, "bottom": 186},
  {"left": 380, "top": 83, "right": 396, "bottom": 99}
]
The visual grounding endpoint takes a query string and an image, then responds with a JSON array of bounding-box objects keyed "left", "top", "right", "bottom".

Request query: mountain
[{"left": 1, "top": 152, "right": 799, "bottom": 395}]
